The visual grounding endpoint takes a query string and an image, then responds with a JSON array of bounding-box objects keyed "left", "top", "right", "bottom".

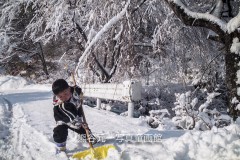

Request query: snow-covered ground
[{"left": 0, "top": 76, "right": 240, "bottom": 160}]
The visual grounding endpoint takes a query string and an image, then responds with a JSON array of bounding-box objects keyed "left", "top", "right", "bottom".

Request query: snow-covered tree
[
  {"left": 124, "top": 0, "right": 223, "bottom": 87},
  {"left": 0, "top": 0, "right": 140, "bottom": 82},
  {"left": 0, "top": 0, "right": 51, "bottom": 77},
  {"left": 164, "top": 0, "right": 240, "bottom": 120}
]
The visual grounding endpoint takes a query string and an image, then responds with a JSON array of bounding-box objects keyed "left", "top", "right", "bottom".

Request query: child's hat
[{"left": 52, "top": 79, "right": 69, "bottom": 95}]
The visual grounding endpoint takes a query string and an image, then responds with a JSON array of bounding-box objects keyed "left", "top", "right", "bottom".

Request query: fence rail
[{"left": 81, "top": 81, "right": 142, "bottom": 117}]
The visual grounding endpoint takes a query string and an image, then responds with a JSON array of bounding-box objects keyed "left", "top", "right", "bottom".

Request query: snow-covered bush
[
  {"left": 172, "top": 90, "right": 231, "bottom": 130},
  {"left": 142, "top": 84, "right": 195, "bottom": 117},
  {"left": 146, "top": 109, "right": 170, "bottom": 128}
]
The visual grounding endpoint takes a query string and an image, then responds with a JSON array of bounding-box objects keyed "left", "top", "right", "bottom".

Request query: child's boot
[{"left": 55, "top": 142, "right": 66, "bottom": 154}]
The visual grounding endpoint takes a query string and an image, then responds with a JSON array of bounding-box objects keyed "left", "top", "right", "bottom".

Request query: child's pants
[{"left": 53, "top": 124, "right": 86, "bottom": 143}]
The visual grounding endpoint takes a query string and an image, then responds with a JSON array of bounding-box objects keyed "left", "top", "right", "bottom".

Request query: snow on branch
[
  {"left": 227, "top": 11, "right": 240, "bottom": 33},
  {"left": 165, "top": 0, "right": 227, "bottom": 35},
  {"left": 166, "top": 0, "right": 240, "bottom": 34},
  {"left": 230, "top": 38, "right": 240, "bottom": 55},
  {"left": 75, "top": 0, "right": 130, "bottom": 73}
]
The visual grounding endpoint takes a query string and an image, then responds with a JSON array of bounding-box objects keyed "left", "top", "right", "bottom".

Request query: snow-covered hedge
[{"left": 172, "top": 90, "right": 231, "bottom": 130}]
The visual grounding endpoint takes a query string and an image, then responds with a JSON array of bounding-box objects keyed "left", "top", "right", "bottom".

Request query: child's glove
[
  {"left": 80, "top": 122, "right": 89, "bottom": 129},
  {"left": 71, "top": 116, "right": 84, "bottom": 129}
]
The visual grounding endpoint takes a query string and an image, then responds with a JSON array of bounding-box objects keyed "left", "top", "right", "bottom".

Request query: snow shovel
[
  {"left": 72, "top": 125, "right": 116, "bottom": 159},
  {"left": 71, "top": 75, "right": 116, "bottom": 159}
]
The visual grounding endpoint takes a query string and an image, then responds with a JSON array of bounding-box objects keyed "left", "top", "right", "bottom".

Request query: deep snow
[{"left": 0, "top": 76, "right": 240, "bottom": 160}]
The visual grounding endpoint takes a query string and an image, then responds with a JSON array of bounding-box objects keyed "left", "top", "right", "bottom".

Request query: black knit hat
[{"left": 52, "top": 79, "right": 69, "bottom": 95}]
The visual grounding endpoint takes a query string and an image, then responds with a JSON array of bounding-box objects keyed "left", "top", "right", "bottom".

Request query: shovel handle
[
  {"left": 79, "top": 93, "right": 94, "bottom": 149},
  {"left": 72, "top": 72, "right": 77, "bottom": 87},
  {"left": 80, "top": 100, "right": 94, "bottom": 149},
  {"left": 71, "top": 72, "right": 94, "bottom": 149},
  {"left": 85, "top": 127, "right": 94, "bottom": 149}
]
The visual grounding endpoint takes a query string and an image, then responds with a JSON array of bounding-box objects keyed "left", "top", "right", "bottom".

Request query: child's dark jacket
[
  {"left": 53, "top": 86, "right": 83, "bottom": 125},
  {"left": 52, "top": 86, "right": 88, "bottom": 143}
]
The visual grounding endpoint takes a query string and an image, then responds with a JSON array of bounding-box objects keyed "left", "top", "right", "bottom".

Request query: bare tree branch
[
  {"left": 226, "top": 0, "right": 233, "bottom": 17},
  {"left": 110, "top": 45, "right": 121, "bottom": 77},
  {"left": 72, "top": 12, "right": 88, "bottom": 42},
  {"left": 91, "top": 52, "right": 110, "bottom": 82},
  {"left": 207, "top": 35, "right": 224, "bottom": 43},
  {"left": 131, "top": 0, "right": 147, "bottom": 14}
]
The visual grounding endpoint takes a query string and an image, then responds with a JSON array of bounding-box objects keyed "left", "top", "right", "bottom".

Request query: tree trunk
[
  {"left": 37, "top": 42, "right": 49, "bottom": 77},
  {"left": 225, "top": 37, "right": 240, "bottom": 120}
]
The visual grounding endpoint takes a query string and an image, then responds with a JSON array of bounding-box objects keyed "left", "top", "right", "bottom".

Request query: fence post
[
  {"left": 128, "top": 102, "right": 134, "bottom": 118},
  {"left": 97, "top": 98, "right": 101, "bottom": 109}
]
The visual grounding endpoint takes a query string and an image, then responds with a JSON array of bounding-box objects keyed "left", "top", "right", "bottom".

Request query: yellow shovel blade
[{"left": 72, "top": 145, "right": 116, "bottom": 159}]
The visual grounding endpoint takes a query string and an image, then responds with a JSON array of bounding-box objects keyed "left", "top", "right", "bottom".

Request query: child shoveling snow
[{"left": 51, "top": 79, "right": 97, "bottom": 154}]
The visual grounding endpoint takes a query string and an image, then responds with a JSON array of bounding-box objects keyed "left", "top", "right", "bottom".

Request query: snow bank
[
  {"left": 0, "top": 98, "right": 10, "bottom": 139},
  {"left": 163, "top": 125, "right": 240, "bottom": 160},
  {"left": 116, "top": 124, "right": 240, "bottom": 160},
  {"left": 0, "top": 76, "right": 51, "bottom": 91},
  {"left": 0, "top": 76, "right": 28, "bottom": 91}
]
